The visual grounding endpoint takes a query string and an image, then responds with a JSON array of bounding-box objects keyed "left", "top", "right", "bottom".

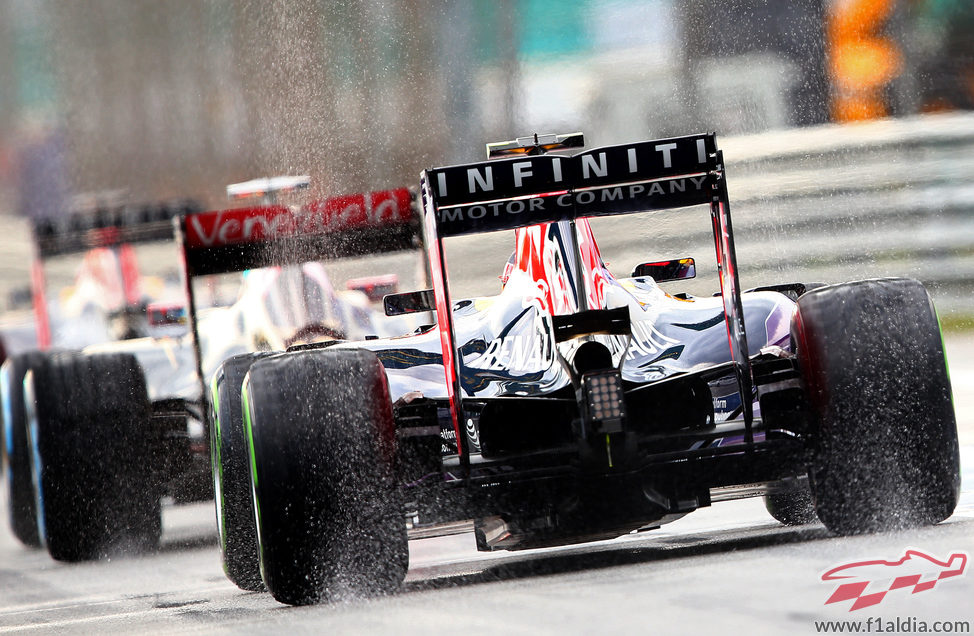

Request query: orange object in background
[{"left": 827, "top": 0, "right": 903, "bottom": 122}]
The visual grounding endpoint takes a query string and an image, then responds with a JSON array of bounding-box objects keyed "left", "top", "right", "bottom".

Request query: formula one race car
[
  {"left": 1, "top": 186, "right": 424, "bottom": 562},
  {"left": 1, "top": 200, "right": 202, "bottom": 554},
  {"left": 213, "top": 132, "right": 959, "bottom": 606}
]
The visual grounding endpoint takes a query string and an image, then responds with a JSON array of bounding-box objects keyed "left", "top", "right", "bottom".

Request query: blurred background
[{"left": 0, "top": 0, "right": 973, "bottom": 327}]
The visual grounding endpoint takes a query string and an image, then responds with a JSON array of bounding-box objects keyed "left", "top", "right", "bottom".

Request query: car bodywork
[
  {"left": 4, "top": 186, "right": 428, "bottom": 556},
  {"left": 231, "top": 262, "right": 407, "bottom": 351},
  {"left": 29, "top": 201, "right": 199, "bottom": 349},
  {"left": 308, "top": 132, "right": 816, "bottom": 548},
  {"left": 119, "top": 187, "right": 428, "bottom": 503}
]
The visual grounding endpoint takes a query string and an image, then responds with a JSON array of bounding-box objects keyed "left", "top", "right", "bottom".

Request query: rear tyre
[
  {"left": 794, "top": 278, "right": 959, "bottom": 534},
  {"left": 764, "top": 477, "right": 817, "bottom": 526},
  {"left": 245, "top": 349, "right": 407, "bottom": 605},
  {"left": 1, "top": 351, "right": 52, "bottom": 548},
  {"left": 211, "top": 352, "right": 274, "bottom": 592},
  {"left": 26, "top": 352, "right": 161, "bottom": 561}
]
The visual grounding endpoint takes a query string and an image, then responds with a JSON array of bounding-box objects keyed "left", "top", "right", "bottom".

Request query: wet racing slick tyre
[
  {"left": 26, "top": 352, "right": 161, "bottom": 561},
  {"left": 794, "top": 278, "right": 960, "bottom": 535},
  {"left": 211, "top": 352, "right": 275, "bottom": 592},
  {"left": 1, "top": 351, "right": 54, "bottom": 548},
  {"left": 760, "top": 280, "right": 828, "bottom": 526},
  {"left": 244, "top": 349, "right": 408, "bottom": 605},
  {"left": 764, "top": 477, "right": 817, "bottom": 526}
]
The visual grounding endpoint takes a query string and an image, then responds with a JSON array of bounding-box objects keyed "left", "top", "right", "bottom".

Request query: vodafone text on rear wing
[
  {"left": 178, "top": 188, "right": 418, "bottom": 277},
  {"left": 419, "top": 133, "right": 756, "bottom": 459}
]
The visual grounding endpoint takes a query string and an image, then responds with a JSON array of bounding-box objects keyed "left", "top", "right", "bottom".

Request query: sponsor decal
[
  {"left": 432, "top": 135, "right": 713, "bottom": 203},
  {"left": 464, "top": 304, "right": 555, "bottom": 373},
  {"left": 185, "top": 188, "right": 412, "bottom": 248},
  {"left": 465, "top": 417, "right": 481, "bottom": 452},
  {"left": 821, "top": 549, "right": 968, "bottom": 612},
  {"left": 428, "top": 135, "right": 718, "bottom": 236},
  {"left": 466, "top": 333, "right": 552, "bottom": 372},
  {"left": 437, "top": 178, "right": 710, "bottom": 227},
  {"left": 440, "top": 426, "right": 458, "bottom": 455},
  {"left": 624, "top": 320, "right": 681, "bottom": 361}
]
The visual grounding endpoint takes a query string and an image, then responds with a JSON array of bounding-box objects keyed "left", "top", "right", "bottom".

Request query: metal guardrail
[
  {"left": 2, "top": 113, "right": 973, "bottom": 321},
  {"left": 588, "top": 112, "right": 974, "bottom": 317},
  {"left": 727, "top": 112, "right": 974, "bottom": 316}
]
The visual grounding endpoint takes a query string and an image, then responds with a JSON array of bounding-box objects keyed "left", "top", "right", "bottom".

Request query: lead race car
[
  {"left": 2, "top": 181, "right": 425, "bottom": 562},
  {"left": 216, "top": 132, "right": 959, "bottom": 606}
]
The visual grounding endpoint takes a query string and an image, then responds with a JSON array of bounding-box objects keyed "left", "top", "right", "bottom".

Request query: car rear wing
[
  {"left": 32, "top": 199, "right": 201, "bottom": 258},
  {"left": 28, "top": 199, "right": 203, "bottom": 348},
  {"left": 177, "top": 188, "right": 418, "bottom": 277},
  {"left": 175, "top": 187, "right": 422, "bottom": 411},
  {"left": 419, "top": 133, "right": 755, "bottom": 463},
  {"left": 427, "top": 133, "right": 717, "bottom": 236},
  {"left": 226, "top": 175, "right": 310, "bottom": 202}
]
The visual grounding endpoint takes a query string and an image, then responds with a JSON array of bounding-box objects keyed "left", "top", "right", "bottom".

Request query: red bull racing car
[{"left": 211, "top": 132, "right": 958, "bottom": 606}]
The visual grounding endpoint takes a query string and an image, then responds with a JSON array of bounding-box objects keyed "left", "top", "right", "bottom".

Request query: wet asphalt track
[{"left": 0, "top": 336, "right": 973, "bottom": 635}]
